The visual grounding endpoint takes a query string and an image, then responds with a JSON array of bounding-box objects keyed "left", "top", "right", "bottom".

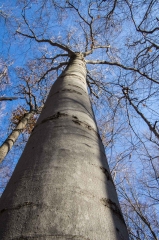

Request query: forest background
[{"left": 0, "top": 0, "right": 159, "bottom": 239}]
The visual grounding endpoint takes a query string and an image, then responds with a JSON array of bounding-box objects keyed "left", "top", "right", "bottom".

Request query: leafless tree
[{"left": 0, "top": 0, "right": 159, "bottom": 239}]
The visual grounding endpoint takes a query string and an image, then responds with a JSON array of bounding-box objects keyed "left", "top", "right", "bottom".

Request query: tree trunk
[
  {"left": 0, "top": 54, "right": 129, "bottom": 240},
  {"left": 0, "top": 112, "right": 32, "bottom": 164}
]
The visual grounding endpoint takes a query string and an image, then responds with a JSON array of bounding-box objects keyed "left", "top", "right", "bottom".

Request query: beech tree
[{"left": 0, "top": 0, "right": 159, "bottom": 239}]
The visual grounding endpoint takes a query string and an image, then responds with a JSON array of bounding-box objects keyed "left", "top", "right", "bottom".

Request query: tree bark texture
[
  {"left": 0, "top": 112, "right": 32, "bottom": 164},
  {"left": 0, "top": 54, "right": 129, "bottom": 240}
]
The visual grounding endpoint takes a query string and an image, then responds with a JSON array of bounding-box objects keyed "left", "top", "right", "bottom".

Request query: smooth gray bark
[
  {"left": 0, "top": 54, "right": 129, "bottom": 239},
  {"left": 0, "top": 112, "right": 32, "bottom": 164}
]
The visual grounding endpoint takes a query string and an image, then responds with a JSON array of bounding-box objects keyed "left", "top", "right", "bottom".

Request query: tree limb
[{"left": 86, "top": 60, "right": 159, "bottom": 84}]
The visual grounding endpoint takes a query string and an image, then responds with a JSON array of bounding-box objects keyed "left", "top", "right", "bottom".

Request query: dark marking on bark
[
  {"left": 72, "top": 119, "right": 81, "bottom": 125},
  {"left": 54, "top": 89, "right": 82, "bottom": 95},
  {"left": 7, "top": 138, "right": 15, "bottom": 144},
  {"left": 100, "top": 166, "right": 115, "bottom": 186},
  {"left": 14, "top": 128, "right": 24, "bottom": 133},
  {"left": 68, "top": 84, "right": 87, "bottom": 93},
  {"left": 62, "top": 89, "right": 82, "bottom": 95},
  {"left": 72, "top": 115, "right": 78, "bottom": 119},
  {"left": 72, "top": 119, "right": 93, "bottom": 130},
  {"left": 84, "top": 143, "right": 91, "bottom": 148},
  {"left": 30, "top": 112, "right": 68, "bottom": 133},
  {"left": 60, "top": 73, "right": 85, "bottom": 80},
  {"left": 41, "top": 112, "right": 68, "bottom": 124},
  {"left": 101, "top": 198, "right": 126, "bottom": 224},
  {"left": 100, "top": 166, "right": 110, "bottom": 180},
  {"left": 0, "top": 202, "right": 37, "bottom": 215},
  {"left": 72, "top": 119, "right": 101, "bottom": 139}
]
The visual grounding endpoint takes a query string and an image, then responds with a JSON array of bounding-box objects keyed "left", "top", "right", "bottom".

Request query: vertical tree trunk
[
  {"left": 0, "top": 112, "right": 32, "bottom": 163},
  {"left": 0, "top": 54, "right": 129, "bottom": 240}
]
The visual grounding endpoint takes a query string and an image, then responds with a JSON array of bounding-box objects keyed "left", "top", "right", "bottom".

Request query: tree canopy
[{"left": 0, "top": 0, "right": 159, "bottom": 239}]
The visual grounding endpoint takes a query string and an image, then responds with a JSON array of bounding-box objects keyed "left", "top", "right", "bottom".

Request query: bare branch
[{"left": 86, "top": 59, "right": 159, "bottom": 84}]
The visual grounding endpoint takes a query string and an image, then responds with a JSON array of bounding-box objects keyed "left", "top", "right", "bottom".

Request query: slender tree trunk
[
  {"left": 0, "top": 112, "right": 32, "bottom": 164},
  {"left": 0, "top": 54, "right": 129, "bottom": 239}
]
